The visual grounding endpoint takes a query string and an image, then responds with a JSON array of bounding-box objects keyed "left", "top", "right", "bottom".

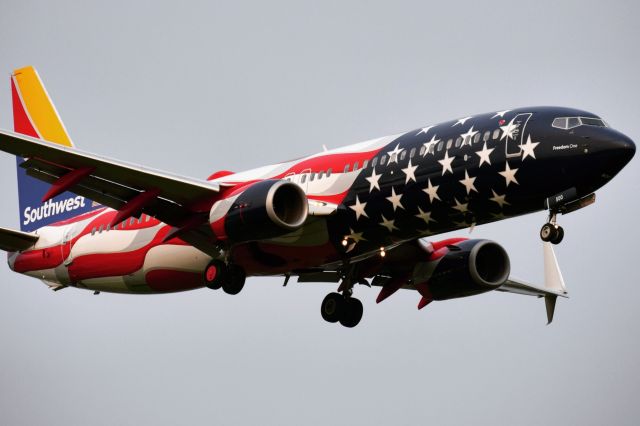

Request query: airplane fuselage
[{"left": 7, "top": 106, "right": 635, "bottom": 294}]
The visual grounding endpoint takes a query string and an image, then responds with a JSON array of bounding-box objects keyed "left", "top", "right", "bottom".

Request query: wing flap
[{"left": 0, "top": 226, "right": 38, "bottom": 252}]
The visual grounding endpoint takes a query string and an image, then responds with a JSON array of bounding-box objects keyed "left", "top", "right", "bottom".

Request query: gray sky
[{"left": 1, "top": 1, "right": 639, "bottom": 425}]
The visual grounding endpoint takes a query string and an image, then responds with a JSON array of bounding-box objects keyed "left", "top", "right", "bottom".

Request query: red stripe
[{"left": 11, "top": 78, "right": 39, "bottom": 137}]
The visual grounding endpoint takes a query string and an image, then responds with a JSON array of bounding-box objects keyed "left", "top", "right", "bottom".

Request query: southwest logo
[{"left": 23, "top": 196, "right": 87, "bottom": 226}]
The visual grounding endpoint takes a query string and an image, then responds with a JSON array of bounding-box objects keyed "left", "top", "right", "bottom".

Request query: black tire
[
  {"left": 222, "top": 265, "right": 246, "bottom": 295},
  {"left": 339, "top": 297, "right": 363, "bottom": 328},
  {"left": 551, "top": 226, "right": 564, "bottom": 245},
  {"left": 321, "top": 293, "right": 345, "bottom": 323},
  {"left": 540, "top": 223, "right": 557, "bottom": 242},
  {"left": 204, "top": 260, "right": 226, "bottom": 290}
]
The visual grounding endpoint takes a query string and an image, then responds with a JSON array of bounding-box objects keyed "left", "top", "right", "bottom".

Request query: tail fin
[{"left": 11, "top": 66, "right": 99, "bottom": 231}]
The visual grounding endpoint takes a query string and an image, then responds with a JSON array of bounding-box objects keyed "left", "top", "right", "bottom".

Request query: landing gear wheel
[
  {"left": 204, "top": 260, "right": 226, "bottom": 290},
  {"left": 321, "top": 292, "right": 345, "bottom": 323},
  {"left": 222, "top": 265, "right": 246, "bottom": 295},
  {"left": 339, "top": 297, "right": 363, "bottom": 328},
  {"left": 540, "top": 223, "right": 555, "bottom": 242},
  {"left": 551, "top": 226, "right": 564, "bottom": 245}
]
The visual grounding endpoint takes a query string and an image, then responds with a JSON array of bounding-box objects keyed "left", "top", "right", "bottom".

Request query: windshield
[{"left": 552, "top": 116, "right": 608, "bottom": 130}]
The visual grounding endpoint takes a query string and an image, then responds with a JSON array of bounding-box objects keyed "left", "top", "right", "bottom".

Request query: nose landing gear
[{"left": 540, "top": 212, "right": 564, "bottom": 245}]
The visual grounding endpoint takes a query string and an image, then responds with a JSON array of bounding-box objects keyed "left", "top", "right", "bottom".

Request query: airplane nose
[
  {"left": 598, "top": 134, "right": 635, "bottom": 178},
  {"left": 609, "top": 135, "right": 636, "bottom": 165}
]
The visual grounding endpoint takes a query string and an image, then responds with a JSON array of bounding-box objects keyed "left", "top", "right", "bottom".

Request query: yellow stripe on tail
[{"left": 12, "top": 66, "right": 73, "bottom": 147}]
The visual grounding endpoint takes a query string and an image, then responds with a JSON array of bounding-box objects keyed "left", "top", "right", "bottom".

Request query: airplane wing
[
  {"left": 0, "top": 129, "right": 222, "bottom": 254},
  {"left": 0, "top": 226, "right": 39, "bottom": 252}
]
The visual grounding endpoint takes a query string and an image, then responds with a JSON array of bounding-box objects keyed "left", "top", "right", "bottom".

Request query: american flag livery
[{"left": 0, "top": 67, "right": 635, "bottom": 327}]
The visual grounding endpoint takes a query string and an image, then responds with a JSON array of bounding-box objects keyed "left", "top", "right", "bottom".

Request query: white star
[
  {"left": 452, "top": 198, "right": 469, "bottom": 213},
  {"left": 386, "top": 187, "right": 404, "bottom": 211},
  {"left": 415, "top": 207, "right": 435, "bottom": 225},
  {"left": 416, "top": 125, "right": 435, "bottom": 136},
  {"left": 500, "top": 118, "right": 520, "bottom": 141},
  {"left": 365, "top": 168, "right": 382, "bottom": 192},
  {"left": 459, "top": 170, "right": 478, "bottom": 194},
  {"left": 401, "top": 159, "right": 418, "bottom": 183},
  {"left": 422, "top": 135, "right": 440, "bottom": 156},
  {"left": 347, "top": 228, "right": 365, "bottom": 243},
  {"left": 453, "top": 116, "right": 472, "bottom": 127},
  {"left": 459, "top": 125, "right": 479, "bottom": 147},
  {"left": 349, "top": 195, "right": 369, "bottom": 220},
  {"left": 387, "top": 144, "right": 404, "bottom": 165},
  {"left": 475, "top": 142, "right": 495, "bottom": 167},
  {"left": 519, "top": 135, "right": 540, "bottom": 160},
  {"left": 499, "top": 162, "right": 519, "bottom": 186},
  {"left": 438, "top": 150, "right": 455, "bottom": 175},
  {"left": 379, "top": 215, "right": 399, "bottom": 232},
  {"left": 423, "top": 178, "right": 441, "bottom": 203},
  {"left": 491, "top": 109, "right": 510, "bottom": 118},
  {"left": 489, "top": 190, "right": 510, "bottom": 208}
]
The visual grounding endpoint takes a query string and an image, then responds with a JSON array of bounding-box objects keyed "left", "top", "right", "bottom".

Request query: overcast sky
[{"left": 1, "top": 1, "right": 639, "bottom": 425}]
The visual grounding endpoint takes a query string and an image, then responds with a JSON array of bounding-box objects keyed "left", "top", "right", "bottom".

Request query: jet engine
[
  {"left": 418, "top": 239, "right": 511, "bottom": 300},
  {"left": 209, "top": 179, "right": 308, "bottom": 243}
]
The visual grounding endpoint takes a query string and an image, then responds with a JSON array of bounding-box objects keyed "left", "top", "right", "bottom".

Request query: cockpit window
[{"left": 552, "top": 116, "right": 608, "bottom": 130}]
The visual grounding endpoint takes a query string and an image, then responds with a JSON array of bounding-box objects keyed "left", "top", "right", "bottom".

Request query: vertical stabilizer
[{"left": 11, "top": 66, "right": 99, "bottom": 231}]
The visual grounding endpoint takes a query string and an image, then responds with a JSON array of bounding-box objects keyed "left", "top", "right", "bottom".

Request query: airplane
[{"left": 0, "top": 66, "right": 634, "bottom": 328}]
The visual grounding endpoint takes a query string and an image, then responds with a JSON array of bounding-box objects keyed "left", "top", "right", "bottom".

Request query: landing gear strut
[
  {"left": 321, "top": 291, "right": 363, "bottom": 328},
  {"left": 540, "top": 212, "right": 564, "bottom": 245},
  {"left": 204, "top": 260, "right": 246, "bottom": 295}
]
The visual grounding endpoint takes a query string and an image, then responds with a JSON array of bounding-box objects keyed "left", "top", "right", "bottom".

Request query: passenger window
[
  {"left": 492, "top": 129, "right": 500, "bottom": 139},
  {"left": 473, "top": 133, "right": 481, "bottom": 144},
  {"left": 106, "top": 224, "right": 111, "bottom": 231},
  {"left": 419, "top": 146, "right": 426, "bottom": 156},
  {"left": 446, "top": 139, "right": 453, "bottom": 150},
  {"left": 301, "top": 174, "right": 307, "bottom": 183},
  {"left": 309, "top": 172, "right": 315, "bottom": 182},
  {"left": 129, "top": 217, "right": 135, "bottom": 226},
  {"left": 327, "top": 168, "right": 332, "bottom": 177},
  {"left": 98, "top": 224, "right": 104, "bottom": 233},
  {"left": 483, "top": 130, "right": 490, "bottom": 142},
  {"left": 318, "top": 171, "right": 324, "bottom": 180},
  {"left": 343, "top": 164, "right": 350, "bottom": 173},
  {"left": 429, "top": 144, "right": 435, "bottom": 154},
  {"left": 437, "top": 141, "right": 443, "bottom": 152},
  {"left": 455, "top": 137, "right": 462, "bottom": 147},
  {"left": 381, "top": 155, "right": 387, "bottom": 165},
  {"left": 145, "top": 215, "right": 151, "bottom": 222},
  {"left": 353, "top": 161, "right": 359, "bottom": 171},
  {"left": 372, "top": 157, "right": 378, "bottom": 167},
  {"left": 363, "top": 159, "right": 368, "bottom": 169},
  {"left": 410, "top": 147, "right": 416, "bottom": 158},
  {"left": 138, "top": 217, "right": 143, "bottom": 224},
  {"left": 400, "top": 151, "right": 406, "bottom": 161},
  {"left": 91, "top": 227, "right": 96, "bottom": 235}
]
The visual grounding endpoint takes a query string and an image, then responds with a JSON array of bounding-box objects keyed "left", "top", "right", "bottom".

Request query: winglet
[
  {"left": 11, "top": 66, "right": 73, "bottom": 146},
  {"left": 543, "top": 242, "right": 567, "bottom": 324},
  {"left": 543, "top": 242, "right": 567, "bottom": 294}
]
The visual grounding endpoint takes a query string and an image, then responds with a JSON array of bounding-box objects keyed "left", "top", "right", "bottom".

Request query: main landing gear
[
  {"left": 540, "top": 211, "right": 564, "bottom": 245},
  {"left": 204, "top": 259, "right": 246, "bottom": 295},
  {"left": 321, "top": 291, "right": 363, "bottom": 328}
]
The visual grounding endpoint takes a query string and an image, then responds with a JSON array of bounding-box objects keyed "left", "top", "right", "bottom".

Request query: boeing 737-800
[{"left": 0, "top": 66, "right": 634, "bottom": 327}]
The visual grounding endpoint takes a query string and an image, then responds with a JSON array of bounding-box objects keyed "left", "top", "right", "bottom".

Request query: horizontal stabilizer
[{"left": 0, "top": 226, "right": 38, "bottom": 252}]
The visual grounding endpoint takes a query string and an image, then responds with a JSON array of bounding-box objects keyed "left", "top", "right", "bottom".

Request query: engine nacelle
[
  {"left": 209, "top": 179, "right": 308, "bottom": 243},
  {"left": 421, "top": 239, "right": 511, "bottom": 300}
]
